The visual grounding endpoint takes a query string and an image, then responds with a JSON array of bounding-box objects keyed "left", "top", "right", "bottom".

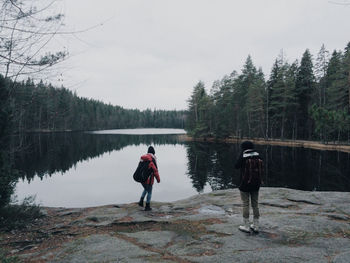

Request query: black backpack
[
  {"left": 241, "top": 157, "right": 263, "bottom": 191},
  {"left": 133, "top": 159, "right": 154, "bottom": 183}
]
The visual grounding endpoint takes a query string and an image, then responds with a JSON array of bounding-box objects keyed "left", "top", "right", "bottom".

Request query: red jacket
[{"left": 141, "top": 153, "right": 160, "bottom": 185}]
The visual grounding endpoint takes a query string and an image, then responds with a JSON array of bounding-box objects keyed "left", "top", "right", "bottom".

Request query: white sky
[{"left": 51, "top": 0, "right": 350, "bottom": 110}]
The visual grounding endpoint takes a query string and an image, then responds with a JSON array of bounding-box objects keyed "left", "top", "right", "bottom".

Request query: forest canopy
[
  {"left": 185, "top": 42, "right": 350, "bottom": 143},
  {"left": 0, "top": 75, "right": 186, "bottom": 133}
]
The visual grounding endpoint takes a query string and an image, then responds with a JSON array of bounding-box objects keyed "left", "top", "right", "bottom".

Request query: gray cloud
[{"left": 53, "top": 0, "right": 350, "bottom": 110}]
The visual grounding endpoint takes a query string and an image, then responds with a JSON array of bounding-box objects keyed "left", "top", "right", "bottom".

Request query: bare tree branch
[
  {"left": 0, "top": 1, "right": 67, "bottom": 79},
  {"left": 0, "top": 22, "right": 105, "bottom": 36},
  {"left": 0, "top": 0, "right": 106, "bottom": 80},
  {"left": 9, "top": 0, "right": 25, "bottom": 14},
  {"left": 2, "top": 0, "right": 57, "bottom": 22},
  {"left": 328, "top": 0, "right": 350, "bottom": 5}
]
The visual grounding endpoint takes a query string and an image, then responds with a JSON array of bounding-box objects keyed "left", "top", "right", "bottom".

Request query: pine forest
[
  {"left": 0, "top": 76, "right": 186, "bottom": 135},
  {"left": 185, "top": 42, "right": 350, "bottom": 143}
]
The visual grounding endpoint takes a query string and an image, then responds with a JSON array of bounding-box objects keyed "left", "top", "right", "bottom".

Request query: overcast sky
[{"left": 53, "top": 0, "right": 350, "bottom": 110}]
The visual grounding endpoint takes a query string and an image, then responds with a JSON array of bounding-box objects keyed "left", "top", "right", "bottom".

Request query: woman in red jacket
[{"left": 138, "top": 146, "right": 160, "bottom": 211}]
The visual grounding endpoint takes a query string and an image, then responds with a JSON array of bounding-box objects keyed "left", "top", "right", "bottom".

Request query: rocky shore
[{"left": 1, "top": 187, "right": 350, "bottom": 262}]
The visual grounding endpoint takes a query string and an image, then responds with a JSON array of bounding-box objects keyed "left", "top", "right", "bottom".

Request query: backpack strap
[
  {"left": 152, "top": 157, "right": 158, "bottom": 169},
  {"left": 248, "top": 159, "right": 253, "bottom": 184},
  {"left": 243, "top": 158, "right": 250, "bottom": 183},
  {"left": 258, "top": 159, "right": 264, "bottom": 184}
]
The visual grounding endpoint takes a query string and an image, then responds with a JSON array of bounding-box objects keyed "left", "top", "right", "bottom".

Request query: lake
[{"left": 12, "top": 129, "right": 350, "bottom": 208}]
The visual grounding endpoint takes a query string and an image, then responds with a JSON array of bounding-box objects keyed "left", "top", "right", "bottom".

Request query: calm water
[{"left": 12, "top": 129, "right": 350, "bottom": 208}]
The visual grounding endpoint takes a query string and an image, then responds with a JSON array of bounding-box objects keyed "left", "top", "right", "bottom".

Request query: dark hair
[
  {"left": 147, "top": 146, "right": 155, "bottom": 154},
  {"left": 241, "top": 141, "right": 254, "bottom": 151}
]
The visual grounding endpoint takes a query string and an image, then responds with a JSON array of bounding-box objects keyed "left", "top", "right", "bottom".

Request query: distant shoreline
[
  {"left": 14, "top": 128, "right": 187, "bottom": 135},
  {"left": 178, "top": 135, "right": 350, "bottom": 153}
]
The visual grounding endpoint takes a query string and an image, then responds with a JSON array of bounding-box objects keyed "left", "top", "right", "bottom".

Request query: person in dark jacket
[
  {"left": 235, "top": 141, "right": 263, "bottom": 233},
  {"left": 138, "top": 146, "right": 160, "bottom": 211}
]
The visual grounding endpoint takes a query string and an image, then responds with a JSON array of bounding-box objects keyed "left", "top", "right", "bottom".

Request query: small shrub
[
  {"left": 0, "top": 248, "right": 19, "bottom": 263},
  {"left": 0, "top": 196, "right": 43, "bottom": 231}
]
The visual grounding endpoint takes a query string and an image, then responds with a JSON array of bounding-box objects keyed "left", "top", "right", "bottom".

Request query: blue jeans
[{"left": 141, "top": 183, "right": 153, "bottom": 204}]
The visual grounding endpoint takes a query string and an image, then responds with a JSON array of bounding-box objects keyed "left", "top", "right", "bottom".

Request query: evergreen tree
[
  {"left": 245, "top": 68, "right": 266, "bottom": 138},
  {"left": 266, "top": 59, "right": 280, "bottom": 139},
  {"left": 210, "top": 73, "right": 236, "bottom": 138},
  {"left": 343, "top": 42, "right": 350, "bottom": 113},
  {"left": 326, "top": 50, "right": 348, "bottom": 111},
  {"left": 235, "top": 55, "right": 258, "bottom": 137},
  {"left": 268, "top": 53, "right": 298, "bottom": 139},
  {"left": 295, "top": 49, "right": 315, "bottom": 139},
  {"left": 314, "top": 44, "right": 330, "bottom": 106},
  {"left": 186, "top": 81, "right": 212, "bottom": 137},
  {"left": 268, "top": 57, "right": 285, "bottom": 138},
  {"left": 284, "top": 61, "right": 299, "bottom": 139}
]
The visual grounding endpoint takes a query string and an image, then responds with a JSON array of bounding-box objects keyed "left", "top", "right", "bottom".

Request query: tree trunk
[
  {"left": 281, "top": 123, "right": 284, "bottom": 140},
  {"left": 348, "top": 69, "right": 350, "bottom": 112},
  {"left": 266, "top": 89, "right": 269, "bottom": 140},
  {"left": 38, "top": 106, "right": 42, "bottom": 131},
  {"left": 247, "top": 112, "right": 251, "bottom": 138},
  {"left": 293, "top": 115, "right": 297, "bottom": 141}
]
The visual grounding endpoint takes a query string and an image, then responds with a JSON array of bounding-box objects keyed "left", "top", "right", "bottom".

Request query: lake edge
[{"left": 179, "top": 135, "right": 350, "bottom": 153}]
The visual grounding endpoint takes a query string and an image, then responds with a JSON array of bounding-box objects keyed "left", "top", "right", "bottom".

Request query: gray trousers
[{"left": 240, "top": 191, "right": 260, "bottom": 219}]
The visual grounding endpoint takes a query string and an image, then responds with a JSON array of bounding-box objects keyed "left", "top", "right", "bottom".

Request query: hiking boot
[
  {"left": 145, "top": 203, "right": 152, "bottom": 211},
  {"left": 138, "top": 197, "right": 144, "bottom": 207},
  {"left": 238, "top": 218, "right": 250, "bottom": 233},
  {"left": 250, "top": 218, "right": 259, "bottom": 233}
]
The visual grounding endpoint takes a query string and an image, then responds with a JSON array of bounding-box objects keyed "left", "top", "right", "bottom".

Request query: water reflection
[
  {"left": 5, "top": 131, "right": 350, "bottom": 207},
  {"left": 185, "top": 142, "right": 350, "bottom": 192},
  {"left": 14, "top": 132, "right": 182, "bottom": 182}
]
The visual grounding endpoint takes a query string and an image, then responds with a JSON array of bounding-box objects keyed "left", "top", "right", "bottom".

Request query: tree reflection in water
[
  {"left": 185, "top": 142, "right": 350, "bottom": 192},
  {"left": 2, "top": 133, "right": 350, "bottom": 208}
]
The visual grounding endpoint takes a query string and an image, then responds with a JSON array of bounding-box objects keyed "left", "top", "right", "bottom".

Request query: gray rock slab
[
  {"left": 265, "top": 213, "right": 348, "bottom": 237},
  {"left": 311, "top": 238, "right": 350, "bottom": 253},
  {"left": 11, "top": 188, "right": 350, "bottom": 263},
  {"left": 220, "top": 233, "right": 277, "bottom": 252},
  {"left": 124, "top": 231, "right": 177, "bottom": 248},
  {"left": 260, "top": 199, "right": 297, "bottom": 208},
  {"left": 73, "top": 207, "right": 128, "bottom": 226},
  {"left": 198, "top": 205, "right": 226, "bottom": 215},
  {"left": 205, "top": 223, "right": 236, "bottom": 235},
  {"left": 167, "top": 239, "right": 218, "bottom": 258},
  {"left": 57, "top": 208, "right": 83, "bottom": 217},
  {"left": 186, "top": 246, "right": 330, "bottom": 263},
  {"left": 333, "top": 251, "right": 350, "bottom": 263},
  {"left": 49, "top": 234, "right": 156, "bottom": 263}
]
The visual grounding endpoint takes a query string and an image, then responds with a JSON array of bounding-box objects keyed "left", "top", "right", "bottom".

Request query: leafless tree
[{"left": 0, "top": 0, "right": 69, "bottom": 81}]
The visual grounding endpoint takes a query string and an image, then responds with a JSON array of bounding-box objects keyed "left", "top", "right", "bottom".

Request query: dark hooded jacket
[{"left": 235, "top": 142, "right": 263, "bottom": 192}]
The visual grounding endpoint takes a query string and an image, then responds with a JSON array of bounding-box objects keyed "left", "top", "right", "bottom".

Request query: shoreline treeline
[
  {"left": 0, "top": 75, "right": 186, "bottom": 134},
  {"left": 185, "top": 42, "right": 350, "bottom": 143}
]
